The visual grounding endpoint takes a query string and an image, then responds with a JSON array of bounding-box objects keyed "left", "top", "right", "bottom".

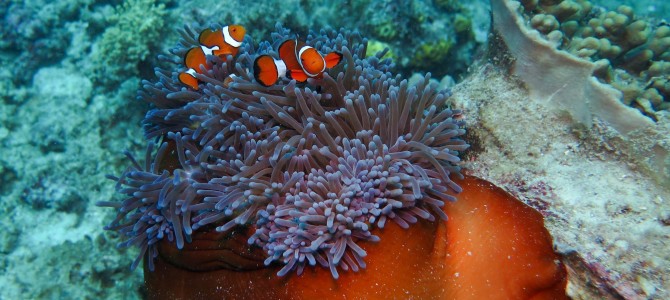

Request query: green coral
[
  {"left": 434, "top": 0, "right": 461, "bottom": 12},
  {"left": 453, "top": 14, "right": 473, "bottom": 36},
  {"left": 91, "top": 0, "right": 168, "bottom": 85},
  {"left": 411, "top": 39, "right": 453, "bottom": 70},
  {"left": 365, "top": 39, "right": 398, "bottom": 62},
  {"left": 371, "top": 20, "right": 398, "bottom": 41}
]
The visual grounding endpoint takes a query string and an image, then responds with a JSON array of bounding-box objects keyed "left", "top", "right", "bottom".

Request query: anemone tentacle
[{"left": 101, "top": 23, "right": 468, "bottom": 278}]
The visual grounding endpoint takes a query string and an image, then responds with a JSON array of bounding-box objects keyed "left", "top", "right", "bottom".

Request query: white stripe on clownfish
[
  {"left": 200, "top": 45, "right": 220, "bottom": 56},
  {"left": 275, "top": 58, "right": 288, "bottom": 78},
  {"left": 222, "top": 26, "right": 243, "bottom": 48}
]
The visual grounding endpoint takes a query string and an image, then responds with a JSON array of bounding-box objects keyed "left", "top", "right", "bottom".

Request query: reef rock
[{"left": 449, "top": 1, "right": 670, "bottom": 298}]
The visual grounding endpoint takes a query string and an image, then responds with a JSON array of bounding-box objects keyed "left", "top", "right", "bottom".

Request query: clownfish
[
  {"left": 253, "top": 39, "right": 343, "bottom": 87},
  {"left": 178, "top": 25, "right": 246, "bottom": 90}
]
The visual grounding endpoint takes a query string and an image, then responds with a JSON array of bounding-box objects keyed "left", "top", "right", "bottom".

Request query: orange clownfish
[
  {"left": 253, "top": 39, "right": 343, "bottom": 87},
  {"left": 178, "top": 25, "right": 246, "bottom": 90}
]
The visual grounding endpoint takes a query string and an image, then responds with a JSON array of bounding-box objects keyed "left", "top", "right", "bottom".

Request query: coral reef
[
  {"left": 361, "top": 0, "right": 480, "bottom": 78},
  {"left": 0, "top": 0, "right": 173, "bottom": 86},
  {"left": 518, "top": 0, "right": 670, "bottom": 118},
  {"left": 454, "top": 62, "right": 670, "bottom": 300},
  {"left": 599, "top": 0, "right": 670, "bottom": 19},
  {"left": 1, "top": 0, "right": 87, "bottom": 84},
  {"left": 454, "top": 0, "right": 670, "bottom": 298},
  {"left": 0, "top": 2, "right": 172, "bottom": 296},
  {"left": 100, "top": 23, "right": 468, "bottom": 278},
  {"left": 90, "top": 0, "right": 170, "bottom": 86},
  {"left": 411, "top": 39, "right": 454, "bottom": 73},
  {"left": 0, "top": 63, "right": 145, "bottom": 298},
  {"left": 491, "top": 0, "right": 655, "bottom": 135}
]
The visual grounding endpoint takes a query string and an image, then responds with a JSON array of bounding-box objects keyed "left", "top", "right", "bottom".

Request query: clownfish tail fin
[
  {"left": 324, "top": 52, "right": 343, "bottom": 68},
  {"left": 179, "top": 69, "right": 199, "bottom": 90}
]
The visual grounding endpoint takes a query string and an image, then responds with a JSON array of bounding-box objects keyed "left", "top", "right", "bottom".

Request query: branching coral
[
  {"left": 99, "top": 23, "right": 467, "bottom": 278},
  {"left": 90, "top": 0, "right": 169, "bottom": 85}
]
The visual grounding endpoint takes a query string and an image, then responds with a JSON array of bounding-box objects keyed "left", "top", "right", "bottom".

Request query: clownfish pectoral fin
[
  {"left": 179, "top": 69, "right": 199, "bottom": 90},
  {"left": 212, "top": 49, "right": 234, "bottom": 60},
  {"left": 289, "top": 69, "right": 309, "bottom": 82},
  {"left": 254, "top": 55, "right": 283, "bottom": 87},
  {"left": 325, "top": 52, "right": 343, "bottom": 68}
]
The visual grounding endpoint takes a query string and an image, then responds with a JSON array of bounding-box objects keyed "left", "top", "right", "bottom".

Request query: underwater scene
[{"left": 1, "top": 0, "right": 669, "bottom": 299}]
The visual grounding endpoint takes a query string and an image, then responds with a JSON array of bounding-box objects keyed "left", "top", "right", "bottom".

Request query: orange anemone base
[{"left": 145, "top": 175, "right": 567, "bottom": 299}]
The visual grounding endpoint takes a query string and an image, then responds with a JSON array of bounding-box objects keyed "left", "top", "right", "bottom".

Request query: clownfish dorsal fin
[{"left": 324, "top": 52, "right": 343, "bottom": 68}]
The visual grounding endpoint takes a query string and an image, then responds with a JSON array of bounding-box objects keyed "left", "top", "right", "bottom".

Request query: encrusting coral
[{"left": 98, "top": 23, "right": 468, "bottom": 278}]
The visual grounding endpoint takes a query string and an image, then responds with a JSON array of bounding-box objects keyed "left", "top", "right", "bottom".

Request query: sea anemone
[{"left": 99, "top": 23, "right": 468, "bottom": 278}]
